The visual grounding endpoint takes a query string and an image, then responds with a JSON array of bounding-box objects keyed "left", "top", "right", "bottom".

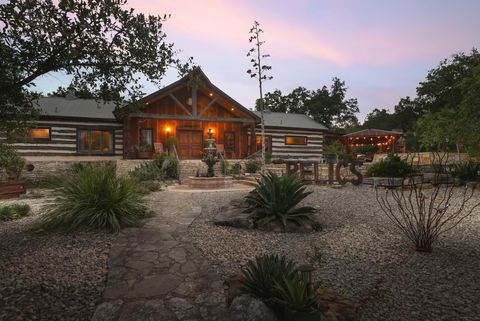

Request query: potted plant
[
  {"left": 166, "top": 136, "right": 178, "bottom": 154},
  {"left": 135, "top": 143, "right": 153, "bottom": 159},
  {"left": 0, "top": 144, "right": 27, "bottom": 199}
]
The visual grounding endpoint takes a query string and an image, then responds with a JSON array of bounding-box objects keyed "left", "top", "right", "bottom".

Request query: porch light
[
  {"left": 231, "top": 108, "right": 235, "bottom": 111},
  {"left": 209, "top": 92, "right": 213, "bottom": 97},
  {"left": 166, "top": 127, "right": 171, "bottom": 133}
]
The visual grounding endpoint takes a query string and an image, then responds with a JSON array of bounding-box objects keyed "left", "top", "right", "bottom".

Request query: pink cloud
[{"left": 128, "top": 0, "right": 478, "bottom": 68}]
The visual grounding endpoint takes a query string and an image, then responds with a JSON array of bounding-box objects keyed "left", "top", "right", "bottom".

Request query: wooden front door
[{"left": 177, "top": 130, "right": 203, "bottom": 159}]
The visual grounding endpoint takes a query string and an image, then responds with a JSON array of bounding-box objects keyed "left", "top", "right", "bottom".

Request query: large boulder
[
  {"left": 213, "top": 207, "right": 252, "bottom": 229},
  {"left": 228, "top": 295, "right": 278, "bottom": 321}
]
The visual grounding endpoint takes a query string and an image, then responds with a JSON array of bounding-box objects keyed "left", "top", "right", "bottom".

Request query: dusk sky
[{"left": 33, "top": 0, "right": 480, "bottom": 121}]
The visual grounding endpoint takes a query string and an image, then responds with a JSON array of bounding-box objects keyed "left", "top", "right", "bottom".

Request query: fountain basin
[{"left": 186, "top": 176, "right": 234, "bottom": 189}]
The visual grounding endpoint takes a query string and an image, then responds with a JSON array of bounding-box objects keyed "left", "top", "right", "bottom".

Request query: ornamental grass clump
[
  {"left": 244, "top": 172, "right": 315, "bottom": 231},
  {"left": 40, "top": 165, "right": 147, "bottom": 233}
]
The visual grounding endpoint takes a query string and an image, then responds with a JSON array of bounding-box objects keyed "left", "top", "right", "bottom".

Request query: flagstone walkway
[{"left": 91, "top": 191, "right": 227, "bottom": 321}]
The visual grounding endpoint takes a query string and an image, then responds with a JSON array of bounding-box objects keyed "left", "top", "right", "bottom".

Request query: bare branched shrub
[{"left": 375, "top": 152, "right": 480, "bottom": 252}]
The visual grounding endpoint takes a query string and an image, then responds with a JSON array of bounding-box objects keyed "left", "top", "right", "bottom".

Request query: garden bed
[
  {"left": 188, "top": 185, "right": 480, "bottom": 321},
  {"left": 0, "top": 190, "right": 114, "bottom": 321}
]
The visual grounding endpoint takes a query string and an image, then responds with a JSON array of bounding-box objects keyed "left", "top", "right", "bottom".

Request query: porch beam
[
  {"left": 169, "top": 93, "right": 192, "bottom": 116},
  {"left": 129, "top": 112, "right": 256, "bottom": 123},
  {"left": 199, "top": 97, "right": 218, "bottom": 116}
]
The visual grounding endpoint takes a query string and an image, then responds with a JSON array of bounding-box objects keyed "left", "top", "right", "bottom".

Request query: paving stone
[
  {"left": 118, "top": 300, "right": 177, "bottom": 321},
  {"left": 103, "top": 281, "right": 130, "bottom": 300},
  {"left": 167, "top": 297, "right": 197, "bottom": 320},
  {"left": 169, "top": 248, "right": 187, "bottom": 263},
  {"left": 128, "top": 274, "right": 182, "bottom": 298},
  {"left": 91, "top": 300, "right": 123, "bottom": 321},
  {"left": 125, "top": 260, "right": 154, "bottom": 271},
  {"left": 173, "top": 282, "right": 196, "bottom": 297},
  {"left": 180, "top": 261, "right": 197, "bottom": 274}
]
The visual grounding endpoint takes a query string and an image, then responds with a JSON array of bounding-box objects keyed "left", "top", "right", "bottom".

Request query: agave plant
[
  {"left": 244, "top": 172, "right": 315, "bottom": 231},
  {"left": 273, "top": 272, "right": 317, "bottom": 313},
  {"left": 240, "top": 254, "right": 297, "bottom": 306},
  {"left": 40, "top": 165, "right": 147, "bottom": 233},
  {"left": 451, "top": 161, "right": 480, "bottom": 183}
]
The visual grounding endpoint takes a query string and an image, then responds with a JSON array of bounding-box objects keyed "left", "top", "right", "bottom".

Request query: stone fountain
[
  {"left": 202, "top": 130, "right": 219, "bottom": 177},
  {"left": 186, "top": 129, "right": 233, "bottom": 189}
]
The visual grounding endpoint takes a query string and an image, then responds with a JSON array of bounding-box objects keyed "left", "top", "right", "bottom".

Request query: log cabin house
[{"left": 5, "top": 69, "right": 329, "bottom": 161}]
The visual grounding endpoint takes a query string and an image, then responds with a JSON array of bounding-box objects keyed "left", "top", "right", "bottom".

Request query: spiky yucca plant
[
  {"left": 244, "top": 172, "right": 315, "bottom": 230},
  {"left": 40, "top": 165, "right": 147, "bottom": 233},
  {"left": 240, "top": 254, "right": 297, "bottom": 306}
]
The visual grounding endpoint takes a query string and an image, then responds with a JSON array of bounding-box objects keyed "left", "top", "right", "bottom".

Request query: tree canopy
[
  {"left": 258, "top": 78, "right": 360, "bottom": 129},
  {"left": 415, "top": 49, "right": 480, "bottom": 151},
  {"left": 359, "top": 49, "right": 480, "bottom": 153},
  {"left": 0, "top": 0, "right": 192, "bottom": 134}
]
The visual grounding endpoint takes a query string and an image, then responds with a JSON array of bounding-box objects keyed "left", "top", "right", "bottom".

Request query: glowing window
[
  {"left": 28, "top": 128, "right": 50, "bottom": 140},
  {"left": 77, "top": 128, "right": 114, "bottom": 154},
  {"left": 285, "top": 136, "right": 307, "bottom": 145}
]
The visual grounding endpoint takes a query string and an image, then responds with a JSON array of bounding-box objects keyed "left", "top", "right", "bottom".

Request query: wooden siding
[
  {"left": 5, "top": 119, "right": 123, "bottom": 157},
  {"left": 257, "top": 127, "right": 324, "bottom": 159}
]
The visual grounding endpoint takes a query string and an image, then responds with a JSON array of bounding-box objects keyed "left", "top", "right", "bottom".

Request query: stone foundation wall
[
  {"left": 115, "top": 160, "right": 151, "bottom": 177},
  {"left": 19, "top": 158, "right": 119, "bottom": 182}
]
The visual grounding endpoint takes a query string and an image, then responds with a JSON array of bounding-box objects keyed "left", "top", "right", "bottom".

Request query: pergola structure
[{"left": 341, "top": 129, "right": 403, "bottom": 153}]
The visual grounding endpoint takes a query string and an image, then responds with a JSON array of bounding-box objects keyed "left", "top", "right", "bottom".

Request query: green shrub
[
  {"left": 272, "top": 158, "right": 284, "bottom": 164},
  {"left": 230, "top": 162, "right": 242, "bottom": 175},
  {"left": 265, "top": 152, "right": 272, "bottom": 164},
  {"left": 0, "top": 144, "right": 26, "bottom": 179},
  {"left": 244, "top": 172, "right": 315, "bottom": 231},
  {"left": 0, "top": 204, "right": 31, "bottom": 221},
  {"left": 153, "top": 154, "right": 178, "bottom": 179},
  {"left": 129, "top": 162, "right": 161, "bottom": 181},
  {"left": 273, "top": 272, "right": 316, "bottom": 313},
  {"left": 305, "top": 245, "right": 323, "bottom": 267},
  {"left": 451, "top": 161, "right": 480, "bottom": 183},
  {"left": 39, "top": 165, "right": 147, "bottom": 233},
  {"left": 220, "top": 159, "right": 229, "bottom": 176},
  {"left": 240, "top": 254, "right": 297, "bottom": 306},
  {"left": 245, "top": 159, "right": 262, "bottom": 173},
  {"left": 367, "top": 154, "right": 415, "bottom": 178},
  {"left": 356, "top": 144, "right": 378, "bottom": 154}
]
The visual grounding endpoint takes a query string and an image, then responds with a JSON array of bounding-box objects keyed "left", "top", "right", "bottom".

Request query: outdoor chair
[
  {"left": 154, "top": 142, "right": 164, "bottom": 154},
  {"left": 216, "top": 144, "right": 225, "bottom": 158}
]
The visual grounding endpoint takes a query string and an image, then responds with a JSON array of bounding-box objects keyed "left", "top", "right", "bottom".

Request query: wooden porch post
[{"left": 123, "top": 116, "right": 129, "bottom": 159}]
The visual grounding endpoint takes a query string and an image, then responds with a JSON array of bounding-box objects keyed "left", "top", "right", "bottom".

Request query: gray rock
[
  {"left": 228, "top": 295, "right": 278, "bottom": 321},
  {"left": 213, "top": 208, "right": 252, "bottom": 229},
  {"left": 91, "top": 300, "right": 123, "bottom": 321},
  {"left": 118, "top": 299, "right": 176, "bottom": 321}
]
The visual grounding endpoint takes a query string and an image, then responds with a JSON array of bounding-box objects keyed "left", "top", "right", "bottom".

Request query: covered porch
[
  {"left": 122, "top": 68, "right": 260, "bottom": 160},
  {"left": 341, "top": 129, "right": 404, "bottom": 154}
]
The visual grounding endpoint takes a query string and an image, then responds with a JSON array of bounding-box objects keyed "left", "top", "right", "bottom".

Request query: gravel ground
[
  {"left": 188, "top": 185, "right": 480, "bottom": 321},
  {"left": 0, "top": 189, "right": 114, "bottom": 321}
]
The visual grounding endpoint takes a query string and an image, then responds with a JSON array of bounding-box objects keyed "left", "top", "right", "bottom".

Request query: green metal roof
[
  {"left": 253, "top": 111, "right": 328, "bottom": 130},
  {"left": 36, "top": 97, "right": 118, "bottom": 120}
]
